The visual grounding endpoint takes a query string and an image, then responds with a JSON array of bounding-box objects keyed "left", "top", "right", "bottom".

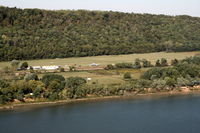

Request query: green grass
[
  {"left": 1, "top": 51, "right": 199, "bottom": 85},
  {"left": 37, "top": 68, "right": 148, "bottom": 85},
  {"left": 0, "top": 51, "right": 198, "bottom": 70}
]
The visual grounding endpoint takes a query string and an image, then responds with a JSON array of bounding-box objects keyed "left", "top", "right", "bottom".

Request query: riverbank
[{"left": 1, "top": 89, "right": 200, "bottom": 111}]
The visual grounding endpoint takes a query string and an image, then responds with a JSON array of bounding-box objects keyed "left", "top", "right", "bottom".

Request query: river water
[{"left": 1, "top": 94, "right": 200, "bottom": 133}]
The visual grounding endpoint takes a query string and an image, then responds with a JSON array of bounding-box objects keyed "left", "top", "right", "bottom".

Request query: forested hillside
[{"left": 0, "top": 6, "right": 200, "bottom": 61}]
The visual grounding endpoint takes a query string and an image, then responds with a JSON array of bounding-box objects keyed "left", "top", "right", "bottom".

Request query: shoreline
[{"left": 1, "top": 90, "right": 200, "bottom": 111}]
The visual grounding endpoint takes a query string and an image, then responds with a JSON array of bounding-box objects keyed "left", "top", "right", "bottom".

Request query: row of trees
[
  {"left": 0, "top": 73, "right": 88, "bottom": 104},
  {"left": 0, "top": 6, "right": 200, "bottom": 61},
  {"left": 105, "top": 58, "right": 170, "bottom": 70}
]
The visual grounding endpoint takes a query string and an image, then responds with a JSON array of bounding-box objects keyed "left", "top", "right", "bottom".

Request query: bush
[
  {"left": 41, "top": 74, "right": 65, "bottom": 87},
  {"left": 59, "top": 67, "right": 65, "bottom": 72},
  {"left": 161, "top": 58, "right": 168, "bottom": 67},
  {"left": 151, "top": 79, "right": 166, "bottom": 90},
  {"left": 115, "top": 63, "right": 133, "bottom": 68},
  {"left": 141, "top": 67, "right": 163, "bottom": 80},
  {"left": 171, "top": 59, "right": 179, "bottom": 66},
  {"left": 155, "top": 60, "right": 161, "bottom": 67},
  {"left": 175, "top": 62, "right": 200, "bottom": 78},
  {"left": 24, "top": 73, "right": 39, "bottom": 81},
  {"left": 162, "top": 68, "right": 180, "bottom": 79},
  {"left": 74, "top": 87, "right": 87, "bottom": 99},
  {"left": 15, "top": 91, "right": 24, "bottom": 101},
  {"left": 20, "top": 62, "right": 28, "bottom": 69},
  {"left": 142, "top": 59, "right": 153, "bottom": 68},
  {"left": 133, "top": 58, "right": 141, "bottom": 69},
  {"left": 11, "top": 60, "right": 20, "bottom": 70},
  {"left": 181, "top": 55, "right": 200, "bottom": 65},
  {"left": 105, "top": 64, "right": 115, "bottom": 70},
  {"left": 33, "top": 86, "right": 43, "bottom": 98},
  {"left": 132, "top": 79, "right": 152, "bottom": 89},
  {"left": 48, "top": 80, "right": 65, "bottom": 92},
  {"left": 0, "top": 88, "right": 14, "bottom": 104},
  {"left": 164, "top": 77, "right": 176, "bottom": 87},
  {"left": 63, "top": 88, "right": 74, "bottom": 99},
  {"left": 123, "top": 72, "right": 132, "bottom": 79},
  {"left": 48, "top": 92, "right": 59, "bottom": 101},
  {"left": 65, "top": 77, "right": 87, "bottom": 89},
  {"left": 11, "top": 81, "right": 32, "bottom": 94},
  {"left": 0, "top": 79, "right": 10, "bottom": 89},
  {"left": 177, "top": 77, "right": 190, "bottom": 87}
]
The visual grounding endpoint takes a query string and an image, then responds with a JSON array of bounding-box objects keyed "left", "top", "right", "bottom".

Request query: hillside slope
[{"left": 0, "top": 6, "right": 200, "bottom": 61}]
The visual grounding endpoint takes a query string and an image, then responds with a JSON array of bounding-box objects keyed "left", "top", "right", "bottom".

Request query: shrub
[
  {"left": 171, "top": 59, "right": 179, "bottom": 66},
  {"left": 132, "top": 79, "right": 152, "bottom": 89},
  {"left": 151, "top": 79, "right": 166, "bottom": 90},
  {"left": 0, "top": 88, "right": 14, "bottom": 104},
  {"left": 123, "top": 72, "right": 132, "bottom": 79},
  {"left": 133, "top": 58, "right": 141, "bottom": 69},
  {"left": 105, "top": 64, "right": 115, "bottom": 70},
  {"left": 33, "top": 86, "right": 43, "bottom": 98},
  {"left": 175, "top": 62, "right": 200, "bottom": 78},
  {"left": 11, "top": 60, "right": 20, "bottom": 70},
  {"left": 48, "top": 92, "right": 59, "bottom": 101},
  {"left": 63, "top": 88, "right": 74, "bottom": 99},
  {"left": 20, "top": 62, "right": 28, "bottom": 69},
  {"left": 142, "top": 59, "right": 153, "bottom": 68},
  {"left": 74, "top": 87, "right": 87, "bottom": 99},
  {"left": 59, "top": 67, "right": 65, "bottom": 72},
  {"left": 181, "top": 55, "right": 200, "bottom": 65},
  {"left": 164, "top": 77, "right": 176, "bottom": 87},
  {"left": 11, "top": 81, "right": 32, "bottom": 94},
  {"left": 41, "top": 74, "right": 65, "bottom": 87},
  {"left": 48, "top": 80, "right": 65, "bottom": 92},
  {"left": 141, "top": 67, "right": 163, "bottom": 80},
  {"left": 115, "top": 63, "right": 133, "bottom": 68},
  {"left": 161, "top": 58, "right": 168, "bottom": 67},
  {"left": 155, "top": 59, "right": 161, "bottom": 67},
  {"left": 0, "top": 79, "right": 10, "bottom": 89},
  {"left": 65, "top": 77, "right": 87, "bottom": 89},
  {"left": 24, "top": 73, "right": 39, "bottom": 81},
  {"left": 69, "top": 66, "right": 76, "bottom": 71},
  {"left": 177, "top": 77, "right": 190, "bottom": 87},
  {"left": 162, "top": 68, "right": 180, "bottom": 79}
]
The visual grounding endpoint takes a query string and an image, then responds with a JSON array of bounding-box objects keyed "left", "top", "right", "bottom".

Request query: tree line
[{"left": 0, "top": 6, "right": 200, "bottom": 61}]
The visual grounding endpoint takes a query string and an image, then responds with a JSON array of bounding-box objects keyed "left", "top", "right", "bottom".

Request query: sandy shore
[{"left": 1, "top": 90, "right": 200, "bottom": 111}]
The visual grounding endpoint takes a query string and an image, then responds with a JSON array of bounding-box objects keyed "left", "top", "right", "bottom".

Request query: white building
[
  {"left": 32, "top": 66, "right": 42, "bottom": 70},
  {"left": 42, "top": 65, "right": 60, "bottom": 70},
  {"left": 89, "top": 63, "right": 99, "bottom": 66}
]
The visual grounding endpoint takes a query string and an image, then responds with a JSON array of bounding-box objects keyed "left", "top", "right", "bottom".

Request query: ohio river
[{"left": 1, "top": 94, "right": 200, "bottom": 133}]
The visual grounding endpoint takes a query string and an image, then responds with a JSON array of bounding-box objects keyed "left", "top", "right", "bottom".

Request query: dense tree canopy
[{"left": 0, "top": 6, "right": 200, "bottom": 61}]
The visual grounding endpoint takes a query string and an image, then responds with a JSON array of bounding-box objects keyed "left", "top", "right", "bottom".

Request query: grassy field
[
  {"left": 0, "top": 51, "right": 198, "bottom": 70},
  {"left": 37, "top": 69, "right": 146, "bottom": 85},
  {"left": 1, "top": 51, "right": 199, "bottom": 85}
]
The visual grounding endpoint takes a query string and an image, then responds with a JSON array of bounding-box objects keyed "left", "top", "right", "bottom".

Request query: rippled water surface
[{"left": 1, "top": 95, "right": 200, "bottom": 133}]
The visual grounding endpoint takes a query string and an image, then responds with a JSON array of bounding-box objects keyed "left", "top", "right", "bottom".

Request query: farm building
[
  {"left": 42, "top": 65, "right": 60, "bottom": 70},
  {"left": 89, "top": 63, "right": 99, "bottom": 66},
  {"left": 31, "top": 66, "right": 42, "bottom": 70},
  {"left": 29, "top": 65, "right": 60, "bottom": 70}
]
